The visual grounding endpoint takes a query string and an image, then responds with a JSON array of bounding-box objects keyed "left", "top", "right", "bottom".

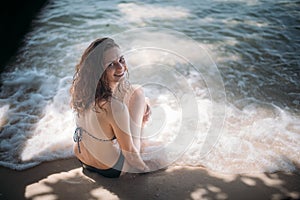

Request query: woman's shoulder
[
  {"left": 131, "top": 84, "right": 144, "bottom": 93},
  {"left": 94, "top": 98, "right": 129, "bottom": 118},
  {"left": 128, "top": 84, "right": 145, "bottom": 99},
  {"left": 111, "top": 98, "right": 129, "bottom": 112},
  {"left": 92, "top": 101, "right": 128, "bottom": 128}
]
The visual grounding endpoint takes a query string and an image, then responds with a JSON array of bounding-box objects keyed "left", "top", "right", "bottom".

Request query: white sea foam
[
  {"left": 0, "top": 69, "right": 75, "bottom": 170},
  {"left": 20, "top": 76, "right": 75, "bottom": 163},
  {"left": 176, "top": 99, "right": 300, "bottom": 173},
  {"left": 1, "top": 64, "right": 299, "bottom": 173}
]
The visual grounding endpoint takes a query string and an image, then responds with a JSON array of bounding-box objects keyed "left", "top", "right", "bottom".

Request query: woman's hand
[{"left": 143, "top": 97, "right": 151, "bottom": 124}]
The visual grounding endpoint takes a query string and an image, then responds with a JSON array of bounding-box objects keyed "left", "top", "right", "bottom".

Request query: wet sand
[{"left": 0, "top": 157, "right": 299, "bottom": 200}]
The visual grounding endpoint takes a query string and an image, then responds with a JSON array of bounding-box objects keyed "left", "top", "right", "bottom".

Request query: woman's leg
[{"left": 127, "top": 86, "right": 147, "bottom": 152}]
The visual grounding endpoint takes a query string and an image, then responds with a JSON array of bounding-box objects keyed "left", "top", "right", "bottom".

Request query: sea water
[{"left": 0, "top": 0, "right": 299, "bottom": 173}]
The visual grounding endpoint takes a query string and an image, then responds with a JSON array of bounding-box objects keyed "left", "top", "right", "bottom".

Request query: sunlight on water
[
  {"left": 118, "top": 3, "right": 191, "bottom": 25},
  {"left": 211, "top": 0, "right": 260, "bottom": 6}
]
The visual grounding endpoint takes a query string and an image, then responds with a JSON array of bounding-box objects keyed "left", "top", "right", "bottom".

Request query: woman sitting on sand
[{"left": 70, "top": 38, "right": 152, "bottom": 178}]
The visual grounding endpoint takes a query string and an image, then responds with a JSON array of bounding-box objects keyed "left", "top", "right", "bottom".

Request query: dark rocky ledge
[{"left": 0, "top": 0, "right": 49, "bottom": 73}]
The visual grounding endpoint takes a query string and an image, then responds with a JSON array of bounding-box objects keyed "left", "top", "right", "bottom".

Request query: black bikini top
[{"left": 73, "top": 127, "right": 116, "bottom": 153}]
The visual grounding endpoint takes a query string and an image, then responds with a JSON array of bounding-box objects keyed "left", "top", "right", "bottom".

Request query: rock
[{"left": 0, "top": 0, "right": 48, "bottom": 73}]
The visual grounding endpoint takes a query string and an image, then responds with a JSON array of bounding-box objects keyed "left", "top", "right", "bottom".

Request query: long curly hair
[{"left": 70, "top": 38, "right": 120, "bottom": 115}]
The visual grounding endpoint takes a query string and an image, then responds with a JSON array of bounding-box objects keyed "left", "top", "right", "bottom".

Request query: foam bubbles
[
  {"left": 176, "top": 99, "right": 300, "bottom": 173},
  {"left": 0, "top": 69, "right": 74, "bottom": 170},
  {"left": 20, "top": 76, "right": 75, "bottom": 162}
]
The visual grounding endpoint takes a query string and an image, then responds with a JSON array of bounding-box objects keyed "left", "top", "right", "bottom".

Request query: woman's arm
[{"left": 109, "top": 99, "right": 149, "bottom": 172}]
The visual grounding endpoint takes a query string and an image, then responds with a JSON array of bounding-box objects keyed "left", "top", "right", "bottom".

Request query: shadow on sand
[{"left": 1, "top": 158, "right": 299, "bottom": 200}]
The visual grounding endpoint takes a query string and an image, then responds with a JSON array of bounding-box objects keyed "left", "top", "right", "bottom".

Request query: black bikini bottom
[{"left": 81, "top": 152, "right": 125, "bottom": 178}]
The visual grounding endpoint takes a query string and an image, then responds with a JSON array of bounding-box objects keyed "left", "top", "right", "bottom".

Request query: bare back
[{"left": 74, "top": 103, "right": 121, "bottom": 169}]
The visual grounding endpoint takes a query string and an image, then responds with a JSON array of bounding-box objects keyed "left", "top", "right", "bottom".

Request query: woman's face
[{"left": 103, "top": 46, "right": 127, "bottom": 86}]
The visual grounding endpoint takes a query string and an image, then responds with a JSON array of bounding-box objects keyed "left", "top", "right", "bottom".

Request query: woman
[{"left": 70, "top": 37, "right": 151, "bottom": 178}]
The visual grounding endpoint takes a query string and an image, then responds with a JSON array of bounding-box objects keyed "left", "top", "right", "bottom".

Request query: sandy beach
[{"left": 0, "top": 157, "right": 299, "bottom": 200}]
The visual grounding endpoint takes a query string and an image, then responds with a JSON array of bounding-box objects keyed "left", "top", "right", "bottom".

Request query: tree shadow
[{"left": 2, "top": 158, "right": 299, "bottom": 200}]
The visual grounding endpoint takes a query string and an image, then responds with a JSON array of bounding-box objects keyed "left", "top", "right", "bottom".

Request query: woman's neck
[{"left": 110, "top": 82, "right": 118, "bottom": 93}]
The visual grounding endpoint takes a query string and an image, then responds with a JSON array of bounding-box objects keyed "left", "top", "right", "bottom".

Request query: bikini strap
[
  {"left": 73, "top": 127, "right": 116, "bottom": 154},
  {"left": 73, "top": 127, "right": 82, "bottom": 153}
]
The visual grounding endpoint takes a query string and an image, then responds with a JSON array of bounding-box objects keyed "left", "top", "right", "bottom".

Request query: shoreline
[{"left": 0, "top": 157, "right": 299, "bottom": 200}]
